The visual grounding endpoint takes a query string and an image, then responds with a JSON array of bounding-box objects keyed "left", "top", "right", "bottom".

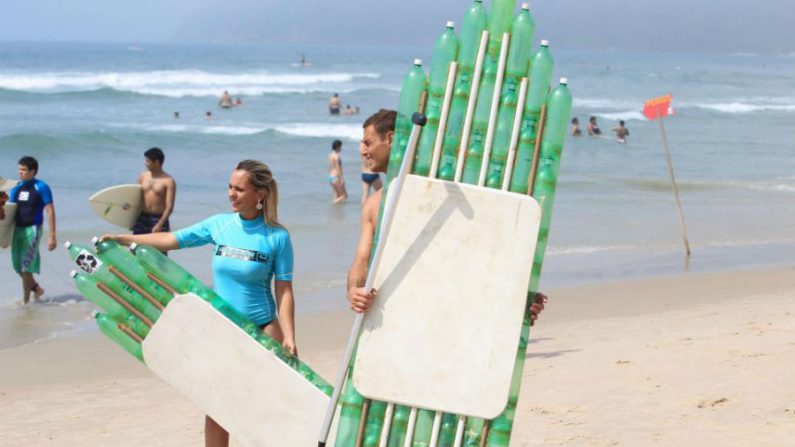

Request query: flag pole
[{"left": 658, "top": 116, "right": 691, "bottom": 256}]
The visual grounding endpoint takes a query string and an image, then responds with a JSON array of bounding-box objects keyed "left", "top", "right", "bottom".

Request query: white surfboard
[
  {"left": 352, "top": 175, "right": 541, "bottom": 419},
  {"left": 143, "top": 293, "right": 332, "bottom": 447},
  {"left": 88, "top": 184, "right": 142, "bottom": 229},
  {"left": 0, "top": 203, "right": 16, "bottom": 249}
]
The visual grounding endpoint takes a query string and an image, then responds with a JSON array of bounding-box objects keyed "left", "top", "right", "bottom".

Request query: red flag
[{"left": 643, "top": 94, "right": 673, "bottom": 121}]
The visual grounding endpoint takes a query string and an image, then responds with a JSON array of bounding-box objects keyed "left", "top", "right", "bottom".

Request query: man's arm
[
  {"left": 347, "top": 195, "right": 379, "bottom": 313},
  {"left": 44, "top": 203, "right": 57, "bottom": 251},
  {"left": 154, "top": 179, "right": 176, "bottom": 232}
]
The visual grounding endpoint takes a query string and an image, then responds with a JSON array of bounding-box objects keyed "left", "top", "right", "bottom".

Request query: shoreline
[{"left": 1, "top": 265, "right": 793, "bottom": 445}]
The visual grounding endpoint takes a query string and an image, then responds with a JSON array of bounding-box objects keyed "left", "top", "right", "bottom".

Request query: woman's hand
[{"left": 282, "top": 338, "right": 298, "bottom": 357}]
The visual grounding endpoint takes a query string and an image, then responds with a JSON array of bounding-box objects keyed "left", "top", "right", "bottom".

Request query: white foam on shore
[
  {"left": 274, "top": 123, "right": 363, "bottom": 140},
  {"left": 594, "top": 110, "right": 647, "bottom": 121},
  {"left": 693, "top": 102, "right": 795, "bottom": 114}
]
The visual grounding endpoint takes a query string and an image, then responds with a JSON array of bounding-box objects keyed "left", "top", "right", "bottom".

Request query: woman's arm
[
  {"left": 100, "top": 232, "right": 180, "bottom": 251},
  {"left": 274, "top": 280, "right": 296, "bottom": 355}
]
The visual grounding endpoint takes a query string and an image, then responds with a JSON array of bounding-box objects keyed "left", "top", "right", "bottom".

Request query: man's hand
[
  {"left": 348, "top": 287, "right": 376, "bottom": 313},
  {"left": 47, "top": 234, "right": 57, "bottom": 251},
  {"left": 152, "top": 222, "right": 164, "bottom": 233},
  {"left": 528, "top": 292, "right": 548, "bottom": 325}
]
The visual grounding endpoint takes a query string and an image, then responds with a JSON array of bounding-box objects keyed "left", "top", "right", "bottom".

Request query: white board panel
[
  {"left": 88, "top": 184, "right": 142, "bottom": 229},
  {"left": 0, "top": 204, "right": 16, "bottom": 249},
  {"left": 143, "top": 293, "right": 330, "bottom": 447},
  {"left": 353, "top": 175, "right": 540, "bottom": 419}
]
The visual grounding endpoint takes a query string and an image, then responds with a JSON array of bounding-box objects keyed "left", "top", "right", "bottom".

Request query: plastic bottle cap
[
  {"left": 129, "top": 242, "right": 138, "bottom": 253},
  {"left": 64, "top": 241, "right": 72, "bottom": 249},
  {"left": 69, "top": 270, "right": 77, "bottom": 278},
  {"left": 541, "top": 39, "right": 550, "bottom": 46},
  {"left": 414, "top": 58, "right": 422, "bottom": 66},
  {"left": 91, "top": 236, "right": 99, "bottom": 245},
  {"left": 91, "top": 310, "right": 99, "bottom": 318},
  {"left": 560, "top": 77, "right": 569, "bottom": 85},
  {"left": 446, "top": 21, "right": 454, "bottom": 28},
  {"left": 522, "top": 3, "right": 530, "bottom": 10}
]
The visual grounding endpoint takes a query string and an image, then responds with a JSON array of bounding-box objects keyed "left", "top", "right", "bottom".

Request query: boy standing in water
[
  {"left": 612, "top": 120, "right": 630, "bottom": 143},
  {"left": 327, "top": 140, "right": 348, "bottom": 204},
  {"left": 7, "top": 156, "right": 57, "bottom": 304},
  {"left": 135, "top": 147, "right": 176, "bottom": 235}
]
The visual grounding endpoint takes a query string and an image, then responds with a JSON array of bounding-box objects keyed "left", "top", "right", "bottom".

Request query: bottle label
[{"left": 75, "top": 249, "right": 103, "bottom": 274}]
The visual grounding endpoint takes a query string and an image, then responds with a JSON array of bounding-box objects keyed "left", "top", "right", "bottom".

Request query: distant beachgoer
[
  {"left": 360, "top": 155, "right": 382, "bottom": 205},
  {"left": 571, "top": 117, "right": 582, "bottom": 136},
  {"left": 7, "top": 156, "right": 57, "bottom": 304},
  {"left": 344, "top": 105, "right": 354, "bottom": 116},
  {"left": 588, "top": 116, "right": 601, "bottom": 136},
  {"left": 300, "top": 53, "right": 307, "bottom": 67},
  {"left": 219, "top": 90, "right": 233, "bottom": 109},
  {"left": 612, "top": 120, "right": 630, "bottom": 143},
  {"left": 328, "top": 140, "right": 348, "bottom": 204},
  {"left": 329, "top": 93, "right": 341, "bottom": 115},
  {"left": 206, "top": 111, "right": 213, "bottom": 120},
  {"left": 235, "top": 98, "right": 243, "bottom": 107},
  {"left": 135, "top": 148, "right": 176, "bottom": 236},
  {"left": 354, "top": 106, "right": 360, "bottom": 115},
  {"left": 173, "top": 111, "right": 180, "bottom": 119}
]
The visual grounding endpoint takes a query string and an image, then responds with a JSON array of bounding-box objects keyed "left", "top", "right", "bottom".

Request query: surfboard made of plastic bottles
[
  {"left": 143, "top": 293, "right": 330, "bottom": 447},
  {"left": 352, "top": 175, "right": 539, "bottom": 419}
]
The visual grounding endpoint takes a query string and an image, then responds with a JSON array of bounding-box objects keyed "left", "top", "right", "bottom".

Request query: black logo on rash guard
[{"left": 215, "top": 245, "right": 269, "bottom": 263}]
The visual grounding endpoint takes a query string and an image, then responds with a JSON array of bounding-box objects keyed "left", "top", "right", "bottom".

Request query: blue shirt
[
  {"left": 174, "top": 213, "right": 294, "bottom": 326},
  {"left": 9, "top": 179, "right": 53, "bottom": 227}
]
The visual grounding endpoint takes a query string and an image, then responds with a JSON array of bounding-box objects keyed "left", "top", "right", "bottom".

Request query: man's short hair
[
  {"left": 362, "top": 109, "right": 396, "bottom": 139},
  {"left": 144, "top": 147, "right": 165, "bottom": 164},
  {"left": 18, "top": 156, "right": 38, "bottom": 174},
  {"left": 332, "top": 140, "right": 342, "bottom": 151}
]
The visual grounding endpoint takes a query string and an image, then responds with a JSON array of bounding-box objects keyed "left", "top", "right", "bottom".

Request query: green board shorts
[{"left": 12, "top": 225, "right": 42, "bottom": 274}]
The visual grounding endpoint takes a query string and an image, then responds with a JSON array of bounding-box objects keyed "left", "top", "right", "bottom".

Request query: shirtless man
[
  {"left": 219, "top": 90, "right": 233, "bottom": 109},
  {"left": 328, "top": 140, "right": 348, "bottom": 204},
  {"left": 134, "top": 148, "right": 176, "bottom": 235},
  {"left": 612, "top": 120, "right": 630, "bottom": 143},
  {"left": 328, "top": 93, "right": 341, "bottom": 115},
  {"left": 347, "top": 109, "right": 547, "bottom": 319}
]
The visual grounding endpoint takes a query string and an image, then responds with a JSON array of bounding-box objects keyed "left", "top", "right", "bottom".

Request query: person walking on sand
[
  {"left": 101, "top": 159, "right": 297, "bottom": 447},
  {"left": 587, "top": 116, "right": 602, "bottom": 136},
  {"left": 570, "top": 117, "right": 582, "bottom": 136},
  {"left": 328, "top": 93, "right": 341, "bottom": 115},
  {"left": 612, "top": 120, "right": 630, "bottom": 144},
  {"left": 134, "top": 147, "right": 176, "bottom": 235},
  {"left": 328, "top": 140, "right": 348, "bottom": 204},
  {"left": 7, "top": 156, "right": 57, "bottom": 304},
  {"left": 346, "top": 109, "right": 548, "bottom": 320}
]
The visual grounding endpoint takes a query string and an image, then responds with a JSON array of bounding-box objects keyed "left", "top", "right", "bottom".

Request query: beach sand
[{"left": 0, "top": 266, "right": 792, "bottom": 446}]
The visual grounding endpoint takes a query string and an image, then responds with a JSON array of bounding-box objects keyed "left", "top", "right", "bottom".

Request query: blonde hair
[{"left": 235, "top": 159, "right": 281, "bottom": 227}]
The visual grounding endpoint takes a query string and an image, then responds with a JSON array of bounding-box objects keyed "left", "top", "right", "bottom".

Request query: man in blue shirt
[{"left": 8, "top": 156, "right": 57, "bottom": 304}]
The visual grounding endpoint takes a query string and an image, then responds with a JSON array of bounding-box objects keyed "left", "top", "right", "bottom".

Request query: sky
[{"left": 1, "top": 0, "right": 793, "bottom": 54}]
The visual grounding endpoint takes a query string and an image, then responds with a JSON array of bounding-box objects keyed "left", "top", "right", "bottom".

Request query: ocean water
[{"left": 0, "top": 42, "right": 793, "bottom": 349}]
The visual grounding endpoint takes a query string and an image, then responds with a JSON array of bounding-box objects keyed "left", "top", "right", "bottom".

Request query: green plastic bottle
[
  {"left": 462, "top": 54, "right": 497, "bottom": 184},
  {"left": 415, "top": 22, "right": 459, "bottom": 176},
  {"left": 438, "top": 0, "right": 487, "bottom": 180},
  {"left": 93, "top": 238, "right": 173, "bottom": 306},
  {"left": 71, "top": 270, "right": 151, "bottom": 339},
  {"left": 486, "top": 79, "right": 571, "bottom": 447},
  {"left": 509, "top": 39, "right": 554, "bottom": 193},
  {"left": 387, "top": 405, "right": 411, "bottom": 447},
  {"left": 438, "top": 413, "right": 458, "bottom": 447},
  {"left": 412, "top": 408, "right": 436, "bottom": 446},
  {"left": 94, "top": 312, "right": 144, "bottom": 362},
  {"left": 363, "top": 400, "right": 388, "bottom": 447},
  {"left": 65, "top": 241, "right": 161, "bottom": 322},
  {"left": 486, "top": 0, "right": 517, "bottom": 60},
  {"left": 334, "top": 375, "right": 366, "bottom": 446},
  {"left": 485, "top": 4, "right": 535, "bottom": 189},
  {"left": 386, "top": 59, "right": 427, "bottom": 185}
]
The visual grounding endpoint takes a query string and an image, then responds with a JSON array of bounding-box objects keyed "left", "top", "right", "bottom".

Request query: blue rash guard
[
  {"left": 8, "top": 179, "right": 53, "bottom": 227},
  {"left": 173, "top": 213, "right": 294, "bottom": 326}
]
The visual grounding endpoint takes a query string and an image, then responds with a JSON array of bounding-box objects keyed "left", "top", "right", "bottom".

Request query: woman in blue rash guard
[{"left": 102, "top": 159, "right": 296, "bottom": 447}]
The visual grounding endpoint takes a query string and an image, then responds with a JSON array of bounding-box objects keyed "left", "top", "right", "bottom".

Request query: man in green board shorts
[{"left": 7, "top": 156, "right": 57, "bottom": 304}]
